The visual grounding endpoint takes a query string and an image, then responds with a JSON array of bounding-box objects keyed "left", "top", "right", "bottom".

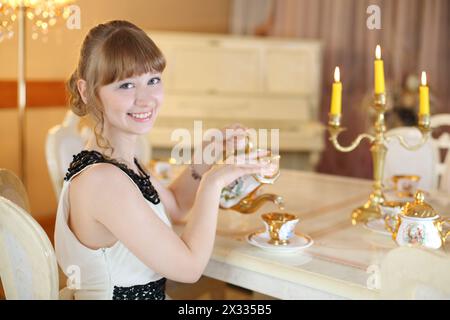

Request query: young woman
[{"left": 54, "top": 20, "right": 271, "bottom": 300}]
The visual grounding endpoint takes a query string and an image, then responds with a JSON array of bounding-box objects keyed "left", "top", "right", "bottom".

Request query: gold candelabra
[{"left": 327, "top": 92, "right": 431, "bottom": 225}]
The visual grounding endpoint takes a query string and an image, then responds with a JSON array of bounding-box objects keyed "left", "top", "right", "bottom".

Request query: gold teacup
[
  {"left": 391, "top": 175, "right": 420, "bottom": 198},
  {"left": 261, "top": 212, "right": 299, "bottom": 245}
]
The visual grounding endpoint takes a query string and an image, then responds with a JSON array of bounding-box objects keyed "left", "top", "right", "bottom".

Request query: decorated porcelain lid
[{"left": 402, "top": 191, "right": 438, "bottom": 218}]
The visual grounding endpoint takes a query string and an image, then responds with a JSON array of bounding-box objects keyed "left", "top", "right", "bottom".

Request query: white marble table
[{"left": 174, "top": 169, "right": 450, "bottom": 300}]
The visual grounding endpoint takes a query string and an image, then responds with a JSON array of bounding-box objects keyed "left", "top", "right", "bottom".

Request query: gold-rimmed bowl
[{"left": 391, "top": 175, "right": 420, "bottom": 198}]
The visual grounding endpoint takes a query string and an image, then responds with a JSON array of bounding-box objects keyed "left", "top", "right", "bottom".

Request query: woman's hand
[
  {"left": 221, "top": 123, "right": 250, "bottom": 159},
  {"left": 190, "top": 123, "right": 250, "bottom": 178},
  {"left": 201, "top": 149, "right": 271, "bottom": 190},
  {"left": 202, "top": 123, "right": 250, "bottom": 165},
  {"left": 167, "top": 123, "right": 257, "bottom": 222}
]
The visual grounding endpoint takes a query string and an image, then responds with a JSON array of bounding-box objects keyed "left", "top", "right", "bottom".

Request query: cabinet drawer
[
  {"left": 159, "top": 95, "right": 313, "bottom": 121},
  {"left": 168, "top": 47, "right": 261, "bottom": 94},
  {"left": 265, "top": 49, "right": 318, "bottom": 95}
]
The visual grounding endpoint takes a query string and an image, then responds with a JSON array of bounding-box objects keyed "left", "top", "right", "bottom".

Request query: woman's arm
[
  {"left": 76, "top": 159, "right": 264, "bottom": 283},
  {"left": 164, "top": 162, "right": 210, "bottom": 223},
  {"left": 145, "top": 162, "right": 209, "bottom": 225}
]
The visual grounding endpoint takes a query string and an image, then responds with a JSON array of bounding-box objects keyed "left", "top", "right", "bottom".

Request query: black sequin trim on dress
[
  {"left": 64, "top": 150, "right": 160, "bottom": 205},
  {"left": 113, "top": 278, "right": 166, "bottom": 300}
]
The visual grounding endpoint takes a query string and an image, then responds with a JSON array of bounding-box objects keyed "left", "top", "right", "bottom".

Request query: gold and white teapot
[
  {"left": 219, "top": 167, "right": 283, "bottom": 214},
  {"left": 219, "top": 139, "right": 283, "bottom": 214},
  {"left": 385, "top": 191, "right": 450, "bottom": 249}
]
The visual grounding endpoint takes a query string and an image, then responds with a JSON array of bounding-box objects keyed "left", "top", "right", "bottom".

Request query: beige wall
[
  {"left": 1, "top": 108, "right": 68, "bottom": 220},
  {"left": 0, "top": 0, "right": 231, "bottom": 219},
  {"left": 0, "top": 0, "right": 231, "bottom": 79}
]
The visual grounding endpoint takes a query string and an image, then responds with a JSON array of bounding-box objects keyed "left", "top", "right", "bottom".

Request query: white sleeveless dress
[{"left": 54, "top": 151, "right": 172, "bottom": 300}]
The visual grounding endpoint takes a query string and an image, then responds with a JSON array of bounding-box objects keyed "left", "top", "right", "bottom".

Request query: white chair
[
  {"left": 430, "top": 114, "right": 450, "bottom": 192},
  {"left": 46, "top": 111, "right": 86, "bottom": 200},
  {"left": 0, "top": 196, "right": 59, "bottom": 299},
  {"left": 440, "top": 155, "right": 450, "bottom": 193},
  {"left": 384, "top": 127, "right": 437, "bottom": 191},
  {"left": 46, "top": 110, "right": 152, "bottom": 200},
  {"left": 0, "top": 169, "right": 30, "bottom": 213},
  {"left": 380, "top": 247, "right": 450, "bottom": 299}
]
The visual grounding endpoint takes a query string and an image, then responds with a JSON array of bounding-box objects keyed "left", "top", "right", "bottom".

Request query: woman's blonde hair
[{"left": 67, "top": 20, "right": 166, "bottom": 155}]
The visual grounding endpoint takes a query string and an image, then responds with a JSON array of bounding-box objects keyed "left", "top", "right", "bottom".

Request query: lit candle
[
  {"left": 330, "top": 67, "right": 342, "bottom": 115},
  {"left": 419, "top": 71, "right": 430, "bottom": 115},
  {"left": 374, "top": 45, "right": 385, "bottom": 94}
]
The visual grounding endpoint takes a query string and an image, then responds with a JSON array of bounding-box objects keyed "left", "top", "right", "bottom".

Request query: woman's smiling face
[{"left": 98, "top": 72, "right": 164, "bottom": 135}]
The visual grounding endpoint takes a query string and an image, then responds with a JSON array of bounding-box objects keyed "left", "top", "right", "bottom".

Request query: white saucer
[
  {"left": 247, "top": 231, "right": 313, "bottom": 253},
  {"left": 364, "top": 219, "right": 391, "bottom": 236}
]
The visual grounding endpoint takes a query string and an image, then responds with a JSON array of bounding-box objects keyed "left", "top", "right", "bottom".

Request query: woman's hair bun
[{"left": 67, "top": 70, "right": 88, "bottom": 116}]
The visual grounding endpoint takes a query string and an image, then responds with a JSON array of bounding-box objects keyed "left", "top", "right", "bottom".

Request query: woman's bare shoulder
[{"left": 69, "top": 162, "right": 142, "bottom": 207}]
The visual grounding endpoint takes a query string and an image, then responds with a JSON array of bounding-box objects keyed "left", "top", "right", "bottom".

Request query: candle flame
[
  {"left": 375, "top": 45, "right": 381, "bottom": 60},
  {"left": 421, "top": 71, "right": 427, "bottom": 86},
  {"left": 334, "top": 66, "right": 340, "bottom": 82}
]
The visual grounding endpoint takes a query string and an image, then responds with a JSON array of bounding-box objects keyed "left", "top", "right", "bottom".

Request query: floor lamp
[{"left": 0, "top": 0, "right": 73, "bottom": 186}]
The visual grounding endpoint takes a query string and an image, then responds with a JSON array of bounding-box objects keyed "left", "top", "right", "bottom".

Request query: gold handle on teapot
[
  {"left": 437, "top": 218, "right": 450, "bottom": 244},
  {"left": 384, "top": 214, "right": 400, "bottom": 240}
]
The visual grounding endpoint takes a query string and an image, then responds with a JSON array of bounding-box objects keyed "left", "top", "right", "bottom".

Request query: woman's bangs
[{"left": 98, "top": 29, "right": 166, "bottom": 85}]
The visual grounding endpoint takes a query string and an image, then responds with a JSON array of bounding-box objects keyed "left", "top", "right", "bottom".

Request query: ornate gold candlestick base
[{"left": 351, "top": 192, "right": 384, "bottom": 225}]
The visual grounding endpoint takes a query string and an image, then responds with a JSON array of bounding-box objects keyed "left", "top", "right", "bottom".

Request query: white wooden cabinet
[{"left": 146, "top": 31, "right": 325, "bottom": 170}]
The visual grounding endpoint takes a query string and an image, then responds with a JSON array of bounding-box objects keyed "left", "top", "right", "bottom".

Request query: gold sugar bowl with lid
[{"left": 385, "top": 190, "right": 450, "bottom": 249}]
